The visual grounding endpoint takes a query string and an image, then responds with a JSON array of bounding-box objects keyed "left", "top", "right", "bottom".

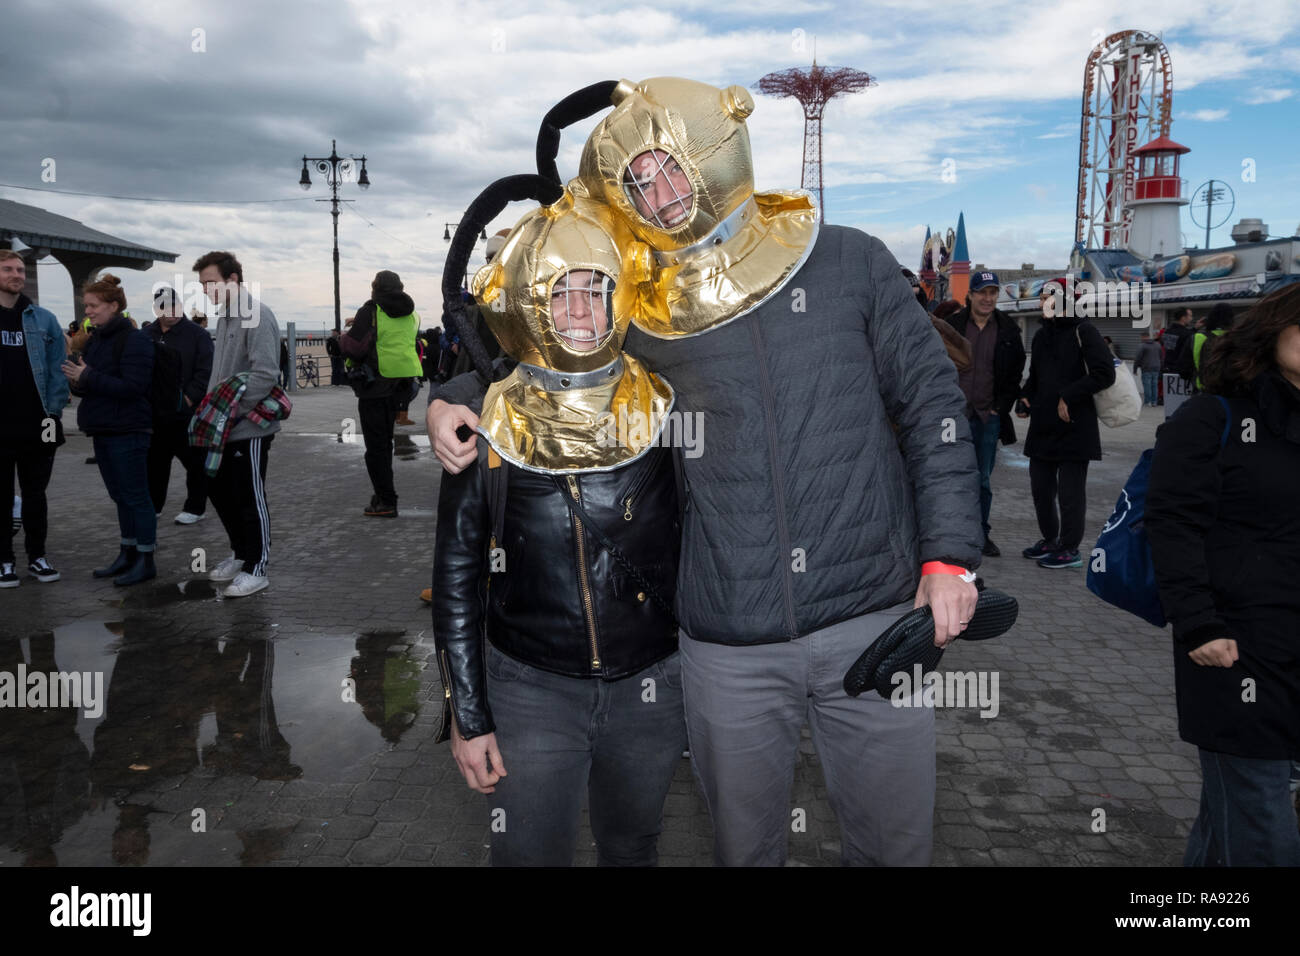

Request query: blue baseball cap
[{"left": 970, "top": 271, "right": 1000, "bottom": 291}]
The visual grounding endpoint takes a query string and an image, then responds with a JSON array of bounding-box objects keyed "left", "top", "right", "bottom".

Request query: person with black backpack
[
  {"left": 144, "top": 286, "right": 212, "bottom": 526},
  {"left": 59, "top": 274, "right": 157, "bottom": 586},
  {"left": 340, "top": 270, "right": 423, "bottom": 517}
]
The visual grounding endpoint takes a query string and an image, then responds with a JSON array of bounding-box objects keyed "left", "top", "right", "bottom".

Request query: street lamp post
[
  {"left": 299, "top": 139, "right": 369, "bottom": 334},
  {"left": 444, "top": 223, "right": 488, "bottom": 243}
]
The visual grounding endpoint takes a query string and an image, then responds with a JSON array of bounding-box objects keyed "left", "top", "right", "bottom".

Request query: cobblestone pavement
[{"left": 1, "top": 382, "right": 1208, "bottom": 866}]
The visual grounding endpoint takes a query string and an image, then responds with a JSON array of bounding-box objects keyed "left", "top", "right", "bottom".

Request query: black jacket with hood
[{"left": 342, "top": 276, "right": 418, "bottom": 400}]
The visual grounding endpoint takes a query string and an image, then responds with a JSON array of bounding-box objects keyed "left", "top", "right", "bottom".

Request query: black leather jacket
[{"left": 432, "top": 441, "right": 681, "bottom": 741}]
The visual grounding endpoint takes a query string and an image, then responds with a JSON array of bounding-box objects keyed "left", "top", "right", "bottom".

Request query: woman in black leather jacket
[{"left": 432, "top": 176, "right": 685, "bottom": 867}]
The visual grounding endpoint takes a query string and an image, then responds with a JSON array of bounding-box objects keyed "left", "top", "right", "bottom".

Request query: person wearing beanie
[{"left": 340, "top": 270, "right": 422, "bottom": 517}]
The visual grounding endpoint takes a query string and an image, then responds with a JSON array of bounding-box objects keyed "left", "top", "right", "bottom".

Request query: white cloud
[
  {"left": 10, "top": 0, "right": 1299, "bottom": 330},
  {"left": 1242, "top": 87, "right": 1294, "bottom": 104}
]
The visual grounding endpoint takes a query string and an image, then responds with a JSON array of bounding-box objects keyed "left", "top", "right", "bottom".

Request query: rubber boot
[
  {"left": 113, "top": 551, "right": 156, "bottom": 587},
  {"left": 93, "top": 546, "right": 137, "bottom": 579}
]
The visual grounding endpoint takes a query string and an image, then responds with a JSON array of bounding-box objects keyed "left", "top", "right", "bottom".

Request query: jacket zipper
[
  {"left": 566, "top": 475, "right": 602, "bottom": 671},
  {"left": 747, "top": 318, "right": 800, "bottom": 639},
  {"left": 620, "top": 452, "right": 659, "bottom": 521},
  {"left": 437, "top": 648, "right": 454, "bottom": 738}
]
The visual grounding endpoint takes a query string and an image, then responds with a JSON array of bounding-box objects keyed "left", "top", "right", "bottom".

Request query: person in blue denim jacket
[{"left": 0, "top": 250, "right": 69, "bottom": 588}]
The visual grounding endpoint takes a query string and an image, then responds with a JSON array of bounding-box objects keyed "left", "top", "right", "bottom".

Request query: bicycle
[{"left": 296, "top": 353, "right": 320, "bottom": 388}]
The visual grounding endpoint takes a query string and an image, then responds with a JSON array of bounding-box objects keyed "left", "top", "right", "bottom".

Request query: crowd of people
[{"left": 2, "top": 74, "right": 1296, "bottom": 869}]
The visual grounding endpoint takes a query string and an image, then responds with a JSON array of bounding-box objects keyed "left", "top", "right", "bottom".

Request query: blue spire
[{"left": 952, "top": 212, "right": 969, "bottom": 262}]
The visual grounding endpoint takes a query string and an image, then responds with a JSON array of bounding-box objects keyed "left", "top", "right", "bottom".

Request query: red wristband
[{"left": 921, "top": 561, "right": 969, "bottom": 576}]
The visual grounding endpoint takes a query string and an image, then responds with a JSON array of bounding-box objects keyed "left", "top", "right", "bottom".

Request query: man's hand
[
  {"left": 1057, "top": 397, "right": 1070, "bottom": 423},
  {"left": 914, "top": 573, "right": 978, "bottom": 648},
  {"left": 1189, "top": 638, "right": 1238, "bottom": 668},
  {"left": 450, "top": 720, "right": 507, "bottom": 794},
  {"left": 428, "top": 399, "right": 479, "bottom": 473}
]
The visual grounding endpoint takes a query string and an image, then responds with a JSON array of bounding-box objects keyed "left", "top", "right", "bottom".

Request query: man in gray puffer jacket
[{"left": 430, "top": 77, "right": 982, "bottom": 866}]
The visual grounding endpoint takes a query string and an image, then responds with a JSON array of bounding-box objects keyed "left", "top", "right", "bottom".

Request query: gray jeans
[
  {"left": 680, "top": 603, "right": 936, "bottom": 866},
  {"left": 484, "top": 643, "right": 687, "bottom": 866}
]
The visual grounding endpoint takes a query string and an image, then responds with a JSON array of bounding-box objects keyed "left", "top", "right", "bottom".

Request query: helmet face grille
[
  {"left": 622, "top": 149, "right": 694, "bottom": 231},
  {"left": 549, "top": 269, "right": 617, "bottom": 353}
]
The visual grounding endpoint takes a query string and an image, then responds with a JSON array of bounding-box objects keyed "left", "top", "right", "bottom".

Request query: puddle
[
  {"left": 394, "top": 433, "right": 421, "bottom": 460},
  {"left": 0, "top": 622, "right": 432, "bottom": 866}
]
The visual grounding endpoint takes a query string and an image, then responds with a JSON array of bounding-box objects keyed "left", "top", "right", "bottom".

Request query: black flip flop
[{"left": 842, "top": 589, "right": 1019, "bottom": 699}]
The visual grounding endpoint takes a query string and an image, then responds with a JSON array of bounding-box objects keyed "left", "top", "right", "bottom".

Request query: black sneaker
[
  {"left": 1037, "top": 549, "right": 1083, "bottom": 569},
  {"left": 982, "top": 537, "right": 1001, "bottom": 557},
  {"left": 28, "top": 558, "right": 60, "bottom": 583},
  {"left": 0, "top": 562, "right": 18, "bottom": 589},
  {"left": 1022, "top": 539, "right": 1056, "bottom": 560}
]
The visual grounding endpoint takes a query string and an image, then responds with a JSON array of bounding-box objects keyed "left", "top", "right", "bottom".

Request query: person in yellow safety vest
[
  {"left": 1179, "top": 302, "right": 1233, "bottom": 390},
  {"left": 339, "top": 270, "right": 422, "bottom": 518}
]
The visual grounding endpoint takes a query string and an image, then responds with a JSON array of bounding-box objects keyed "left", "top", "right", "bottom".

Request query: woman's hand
[
  {"left": 1057, "top": 397, "right": 1070, "bottom": 423},
  {"left": 450, "top": 719, "right": 507, "bottom": 794},
  {"left": 60, "top": 356, "right": 88, "bottom": 386},
  {"left": 1189, "top": 638, "right": 1238, "bottom": 668}
]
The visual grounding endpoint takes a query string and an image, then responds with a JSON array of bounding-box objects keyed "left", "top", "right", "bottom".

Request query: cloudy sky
[{"left": 3, "top": 0, "right": 1298, "bottom": 331}]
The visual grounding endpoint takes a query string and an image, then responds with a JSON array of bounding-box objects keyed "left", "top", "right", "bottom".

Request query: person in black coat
[
  {"left": 60, "top": 274, "right": 157, "bottom": 586},
  {"left": 1145, "top": 283, "right": 1300, "bottom": 866},
  {"left": 144, "top": 286, "right": 213, "bottom": 525},
  {"left": 1014, "top": 278, "right": 1115, "bottom": 569}
]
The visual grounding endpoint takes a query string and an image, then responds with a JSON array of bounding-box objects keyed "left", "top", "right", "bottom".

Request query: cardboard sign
[{"left": 1163, "top": 373, "right": 1191, "bottom": 419}]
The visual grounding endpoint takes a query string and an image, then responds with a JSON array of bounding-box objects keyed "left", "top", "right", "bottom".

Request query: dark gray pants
[
  {"left": 484, "top": 643, "right": 687, "bottom": 866},
  {"left": 680, "top": 604, "right": 936, "bottom": 866}
]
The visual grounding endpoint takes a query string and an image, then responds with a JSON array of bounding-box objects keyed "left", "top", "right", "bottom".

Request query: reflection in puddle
[
  {"left": 0, "top": 620, "right": 429, "bottom": 866},
  {"left": 393, "top": 433, "right": 421, "bottom": 460}
]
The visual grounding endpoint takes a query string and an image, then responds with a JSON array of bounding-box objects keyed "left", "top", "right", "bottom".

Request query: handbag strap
[
  {"left": 552, "top": 473, "right": 679, "bottom": 626},
  {"left": 1216, "top": 395, "right": 1231, "bottom": 449}
]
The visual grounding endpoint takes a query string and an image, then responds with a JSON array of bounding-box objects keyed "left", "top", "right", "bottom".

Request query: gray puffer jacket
[{"left": 434, "top": 224, "right": 982, "bottom": 645}]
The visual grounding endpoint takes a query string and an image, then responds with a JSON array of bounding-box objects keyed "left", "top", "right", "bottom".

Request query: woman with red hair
[{"left": 60, "top": 274, "right": 156, "bottom": 586}]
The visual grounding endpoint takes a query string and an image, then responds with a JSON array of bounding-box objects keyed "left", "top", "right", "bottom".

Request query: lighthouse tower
[{"left": 1127, "top": 137, "right": 1189, "bottom": 259}]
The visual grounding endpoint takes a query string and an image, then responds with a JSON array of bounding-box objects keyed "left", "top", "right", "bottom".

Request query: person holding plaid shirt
[{"left": 193, "top": 252, "right": 282, "bottom": 599}]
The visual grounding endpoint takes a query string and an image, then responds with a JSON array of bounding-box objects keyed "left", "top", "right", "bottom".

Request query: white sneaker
[
  {"left": 209, "top": 555, "right": 242, "bottom": 582},
  {"left": 0, "top": 562, "right": 18, "bottom": 589},
  {"left": 223, "top": 572, "right": 268, "bottom": 598},
  {"left": 174, "top": 511, "right": 205, "bottom": 525}
]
